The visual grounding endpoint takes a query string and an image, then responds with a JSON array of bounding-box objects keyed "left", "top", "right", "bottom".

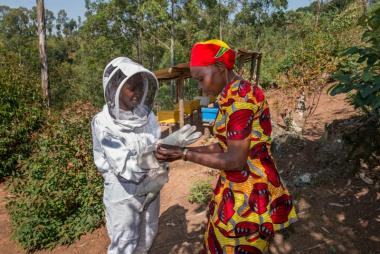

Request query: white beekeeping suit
[{"left": 91, "top": 57, "right": 160, "bottom": 254}]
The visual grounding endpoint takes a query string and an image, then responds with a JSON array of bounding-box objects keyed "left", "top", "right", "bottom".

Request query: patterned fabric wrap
[
  {"left": 190, "top": 39, "right": 236, "bottom": 70},
  {"left": 203, "top": 79, "right": 297, "bottom": 254}
]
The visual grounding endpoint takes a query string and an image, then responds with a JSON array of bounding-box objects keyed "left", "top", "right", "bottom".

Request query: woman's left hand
[{"left": 155, "top": 144, "right": 183, "bottom": 162}]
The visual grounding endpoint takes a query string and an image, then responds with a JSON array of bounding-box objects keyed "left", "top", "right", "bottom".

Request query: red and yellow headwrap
[{"left": 190, "top": 39, "right": 236, "bottom": 70}]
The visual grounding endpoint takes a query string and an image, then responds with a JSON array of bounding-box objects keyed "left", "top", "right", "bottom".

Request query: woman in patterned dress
[{"left": 156, "top": 39, "right": 297, "bottom": 254}]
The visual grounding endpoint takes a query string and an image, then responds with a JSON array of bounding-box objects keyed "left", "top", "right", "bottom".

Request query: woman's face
[
  {"left": 119, "top": 74, "right": 144, "bottom": 111},
  {"left": 190, "top": 64, "right": 227, "bottom": 96}
]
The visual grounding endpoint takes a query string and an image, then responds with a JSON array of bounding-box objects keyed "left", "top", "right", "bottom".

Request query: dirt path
[
  {"left": 1, "top": 89, "right": 378, "bottom": 254},
  {"left": 0, "top": 183, "right": 23, "bottom": 254}
]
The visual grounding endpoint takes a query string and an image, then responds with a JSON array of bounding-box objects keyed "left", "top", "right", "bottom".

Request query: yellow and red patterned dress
[{"left": 203, "top": 79, "right": 297, "bottom": 254}]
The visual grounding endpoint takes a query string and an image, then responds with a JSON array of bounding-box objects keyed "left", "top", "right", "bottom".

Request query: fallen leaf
[
  {"left": 321, "top": 226, "right": 330, "bottom": 233},
  {"left": 359, "top": 159, "right": 369, "bottom": 169},
  {"left": 354, "top": 187, "right": 369, "bottom": 199},
  {"left": 358, "top": 218, "right": 369, "bottom": 228},
  {"left": 336, "top": 212, "right": 345, "bottom": 223},
  {"left": 359, "top": 172, "right": 374, "bottom": 185},
  {"left": 329, "top": 202, "right": 349, "bottom": 207}
]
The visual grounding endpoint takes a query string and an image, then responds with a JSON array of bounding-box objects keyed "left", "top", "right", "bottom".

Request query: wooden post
[
  {"left": 256, "top": 53, "right": 262, "bottom": 86},
  {"left": 250, "top": 54, "right": 257, "bottom": 82},
  {"left": 175, "top": 81, "right": 179, "bottom": 103},
  {"left": 36, "top": 0, "right": 50, "bottom": 107},
  {"left": 177, "top": 78, "right": 184, "bottom": 128}
]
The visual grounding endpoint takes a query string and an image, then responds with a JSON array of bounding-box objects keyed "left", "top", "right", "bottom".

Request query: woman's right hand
[{"left": 154, "top": 144, "right": 183, "bottom": 162}]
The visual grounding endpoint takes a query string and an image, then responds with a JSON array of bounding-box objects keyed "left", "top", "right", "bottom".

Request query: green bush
[
  {"left": 260, "top": 2, "right": 362, "bottom": 89},
  {"left": 0, "top": 55, "right": 46, "bottom": 179},
  {"left": 156, "top": 84, "right": 175, "bottom": 110},
  {"left": 6, "top": 102, "right": 104, "bottom": 251},
  {"left": 329, "top": 3, "right": 380, "bottom": 116},
  {"left": 188, "top": 180, "right": 213, "bottom": 206}
]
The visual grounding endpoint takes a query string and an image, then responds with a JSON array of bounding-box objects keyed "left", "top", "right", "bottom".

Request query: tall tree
[
  {"left": 315, "top": 0, "right": 321, "bottom": 27},
  {"left": 56, "top": 9, "right": 68, "bottom": 37},
  {"left": 36, "top": 0, "right": 50, "bottom": 106},
  {"left": 232, "top": 0, "right": 288, "bottom": 49}
]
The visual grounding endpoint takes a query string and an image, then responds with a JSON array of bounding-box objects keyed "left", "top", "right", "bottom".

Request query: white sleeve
[
  {"left": 91, "top": 117, "right": 110, "bottom": 173},
  {"left": 91, "top": 116, "right": 147, "bottom": 182},
  {"left": 148, "top": 112, "right": 161, "bottom": 140}
]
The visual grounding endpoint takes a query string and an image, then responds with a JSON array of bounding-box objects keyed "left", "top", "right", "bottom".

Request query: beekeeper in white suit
[
  {"left": 91, "top": 56, "right": 162, "bottom": 254},
  {"left": 91, "top": 57, "right": 201, "bottom": 254}
]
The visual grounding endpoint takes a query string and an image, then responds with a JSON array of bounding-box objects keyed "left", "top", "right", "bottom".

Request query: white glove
[
  {"left": 136, "top": 163, "right": 169, "bottom": 212},
  {"left": 136, "top": 149, "right": 160, "bottom": 170},
  {"left": 159, "top": 124, "right": 202, "bottom": 147}
]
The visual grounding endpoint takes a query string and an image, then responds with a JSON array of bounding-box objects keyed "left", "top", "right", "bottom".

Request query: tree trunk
[
  {"left": 361, "top": 0, "right": 368, "bottom": 14},
  {"left": 170, "top": 0, "right": 175, "bottom": 67},
  {"left": 136, "top": 0, "right": 142, "bottom": 63},
  {"left": 170, "top": 0, "right": 175, "bottom": 98},
  {"left": 36, "top": 0, "right": 50, "bottom": 107},
  {"left": 219, "top": 0, "right": 222, "bottom": 40},
  {"left": 315, "top": 0, "right": 321, "bottom": 27},
  {"left": 137, "top": 28, "right": 142, "bottom": 63}
]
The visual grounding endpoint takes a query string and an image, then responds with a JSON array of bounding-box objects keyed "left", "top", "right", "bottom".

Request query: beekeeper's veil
[{"left": 102, "top": 57, "right": 158, "bottom": 130}]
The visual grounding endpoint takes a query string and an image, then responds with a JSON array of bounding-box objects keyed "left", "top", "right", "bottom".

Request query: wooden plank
[
  {"left": 154, "top": 50, "right": 263, "bottom": 93},
  {"left": 154, "top": 63, "right": 191, "bottom": 81}
]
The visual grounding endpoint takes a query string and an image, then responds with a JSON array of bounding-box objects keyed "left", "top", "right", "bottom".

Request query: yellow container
[
  {"left": 191, "top": 99, "right": 200, "bottom": 110},
  {"left": 175, "top": 100, "right": 201, "bottom": 114},
  {"left": 175, "top": 101, "right": 193, "bottom": 115},
  {"left": 157, "top": 110, "right": 180, "bottom": 124}
]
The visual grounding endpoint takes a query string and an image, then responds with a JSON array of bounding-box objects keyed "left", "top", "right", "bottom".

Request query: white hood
[{"left": 102, "top": 57, "right": 158, "bottom": 131}]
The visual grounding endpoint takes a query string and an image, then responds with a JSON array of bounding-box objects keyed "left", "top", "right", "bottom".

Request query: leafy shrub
[
  {"left": 156, "top": 84, "right": 175, "bottom": 110},
  {"left": 188, "top": 180, "right": 213, "bottom": 206},
  {"left": 0, "top": 54, "right": 45, "bottom": 179},
  {"left": 263, "top": 2, "right": 362, "bottom": 89},
  {"left": 329, "top": 3, "right": 380, "bottom": 116},
  {"left": 6, "top": 102, "right": 103, "bottom": 251}
]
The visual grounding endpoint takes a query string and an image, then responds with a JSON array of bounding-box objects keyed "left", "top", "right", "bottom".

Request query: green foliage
[
  {"left": 184, "top": 79, "right": 200, "bottom": 101},
  {"left": 330, "top": 3, "right": 380, "bottom": 115},
  {"left": 188, "top": 180, "right": 213, "bottom": 206},
  {"left": 260, "top": 1, "right": 363, "bottom": 88},
  {"left": 6, "top": 102, "right": 103, "bottom": 251},
  {"left": 156, "top": 84, "right": 175, "bottom": 110},
  {"left": 155, "top": 79, "right": 199, "bottom": 111},
  {"left": 0, "top": 52, "right": 45, "bottom": 179}
]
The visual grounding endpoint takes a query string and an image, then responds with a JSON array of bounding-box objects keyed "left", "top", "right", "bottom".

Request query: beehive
[{"left": 157, "top": 110, "right": 180, "bottom": 124}]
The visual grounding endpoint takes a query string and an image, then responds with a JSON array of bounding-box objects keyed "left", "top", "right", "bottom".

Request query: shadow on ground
[
  {"left": 150, "top": 204, "right": 204, "bottom": 254},
  {"left": 269, "top": 115, "right": 380, "bottom": 254}
]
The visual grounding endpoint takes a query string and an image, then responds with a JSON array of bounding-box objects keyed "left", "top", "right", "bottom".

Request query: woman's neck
[{"left": 226, "top": 70, "right": 240, "bottom": 84}]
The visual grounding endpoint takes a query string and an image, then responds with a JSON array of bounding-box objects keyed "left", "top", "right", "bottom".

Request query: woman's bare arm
[
  {"left": 156, "top": 138, "right": 250, "bottom": 171},
  {"left": 187, "top": 143, "right": 223, "bottom": 153}
]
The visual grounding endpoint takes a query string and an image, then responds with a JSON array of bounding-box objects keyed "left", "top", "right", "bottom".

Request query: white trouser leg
[
  {"left": 104, "top": 176, "right": 142, "bottom": 254},
  {"left": 134, "top": 195, "right": 160, "bottom": 254},
  {"left": 103, "top": 174, "right": 160, "bottom": 254}
]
